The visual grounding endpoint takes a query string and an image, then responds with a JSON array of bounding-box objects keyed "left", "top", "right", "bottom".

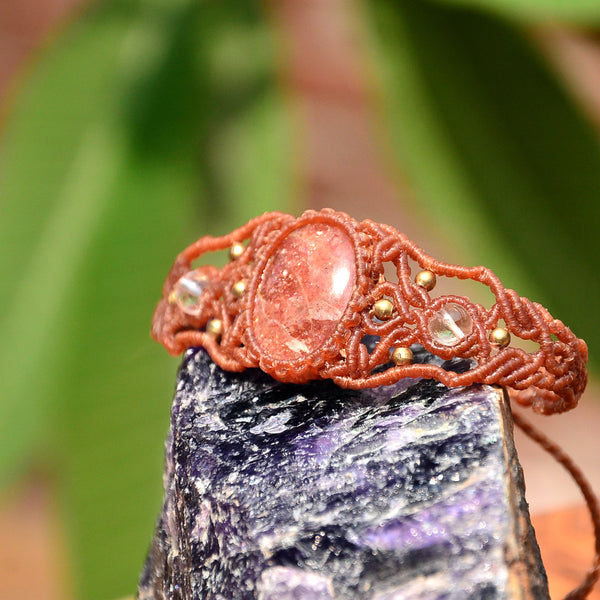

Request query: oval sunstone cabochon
[{"left": 252, "top": 223, "right": 356, "bottom": 361}]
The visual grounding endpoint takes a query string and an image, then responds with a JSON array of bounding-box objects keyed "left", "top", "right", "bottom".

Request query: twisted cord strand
[{"left": 512, "top": 410, "right": 600, "bottom": 600}]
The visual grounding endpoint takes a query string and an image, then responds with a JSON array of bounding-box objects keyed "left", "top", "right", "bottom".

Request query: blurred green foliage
[
  {"left": 434, "top": 0, "right": 600, "bottom": 23},
  {"left": 366, "top": 0, "right": 600, "bottom": 362},
  {"left": 0, "top": 0, "right": 599, "bottom": 598},
  {"left": 0, "top": 0, "right": 293, "bottom": 597}
]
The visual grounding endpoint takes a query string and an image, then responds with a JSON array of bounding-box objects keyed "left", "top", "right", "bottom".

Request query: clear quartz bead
[
  {"left": 428, "top": 303, "right": 473, "bottom": 347},
  {"left": 172, "top": 270, "right": 209, "bottom": 315}
]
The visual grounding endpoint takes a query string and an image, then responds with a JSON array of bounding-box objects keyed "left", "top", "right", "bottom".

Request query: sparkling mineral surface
[
  {"left": 252, "top": 223, "right": 355, "bottom": 360},
  {"left": 137, "top": 347, "right": 548, "bottom": 600}
]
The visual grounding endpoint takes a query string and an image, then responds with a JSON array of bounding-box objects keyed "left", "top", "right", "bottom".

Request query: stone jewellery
[
  {"left": 152, "top": 208, "right": 588, "bottom": 416},
  {"left": 152, "top": 208, "right": 599, "bottom": 599}
]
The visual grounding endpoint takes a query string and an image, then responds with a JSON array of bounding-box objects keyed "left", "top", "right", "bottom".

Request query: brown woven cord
[
  {"left": 513, "top": 411, "right": 600, "bottom": 600},
  {"left": 152, "top": 208, "right": 588, "bottom": 416}
]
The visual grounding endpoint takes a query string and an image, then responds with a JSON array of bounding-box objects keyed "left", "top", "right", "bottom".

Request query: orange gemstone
[{"left": 253, "top": 223, "right": 355, "bottom": 361}]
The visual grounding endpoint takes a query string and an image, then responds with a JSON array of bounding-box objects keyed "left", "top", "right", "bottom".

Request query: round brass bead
[
  {"left": 232, "top": 280, "right": 246, "bottom": 299},
  {"left": 415, "top": 270, "right": 436, "bottom": 291},
  {"left": 489, "top": 327, "right": 511, "bottom": 347},
  {"left": 374, "top": 299, "right": 395, "bottom": 320},
  {"left": 229, "top": 242, "right": 245, "bottom": 261},
  {"left": 206, "top": 318, "right": 223, "bottom": 339},
  {"left": 391, "top": 347, "right": 413, "bottom": 366}
]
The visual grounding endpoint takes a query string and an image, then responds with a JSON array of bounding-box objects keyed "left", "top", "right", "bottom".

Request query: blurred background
[{"left": 1, "top": 0, "right": 600, "bottom": 599}]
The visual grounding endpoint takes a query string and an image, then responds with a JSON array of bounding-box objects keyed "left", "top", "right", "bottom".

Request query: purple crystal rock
[{"left": 137, "top": 347, "right": 549, "bottom": 600}]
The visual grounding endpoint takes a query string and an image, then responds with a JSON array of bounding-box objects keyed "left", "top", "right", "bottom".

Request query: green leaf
[
  {"left": 430, "top": 0, "right": 600, "bottom": 24},
  {"left": 0, "top": 0, "right": 293, "bottom": 598},
  {"left": 365, "top": 0, "right": 600, "bottom": 369}
]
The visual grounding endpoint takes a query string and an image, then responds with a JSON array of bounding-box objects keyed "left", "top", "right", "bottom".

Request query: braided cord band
[{"left": 152, "top": 209, "right": 587, "bottom": 415}]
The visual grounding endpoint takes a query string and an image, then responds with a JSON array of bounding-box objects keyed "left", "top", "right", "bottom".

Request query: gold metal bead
[
  {"left": 206, "top": 318, "right": 223, "bottom": 339},
  {"left": 232, "top": 280, "right": 247, "bottom": 299},
  {"left": 489, "top": 327, "right": 511, "bottom": 347},
  {"left": 391, "top": 347, "right": 413, "bottom": 366},
  {"left": 374, "top": 299, "right": 394, "bottom": 320},
  {"left": 229, "top": 242, "right": 245, "bottom": 261},
  {"left": 415, "top": 270, "right": 436, "bottom": 291}
]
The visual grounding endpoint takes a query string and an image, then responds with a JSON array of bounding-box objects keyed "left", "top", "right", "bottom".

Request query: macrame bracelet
[{"left": 152, "top": 208, "right": 588, "bottom": 415}]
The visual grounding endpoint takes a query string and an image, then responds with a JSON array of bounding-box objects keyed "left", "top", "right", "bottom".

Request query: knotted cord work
[{"left": 152, "top": 209, "right": 588, "bottom": 415}]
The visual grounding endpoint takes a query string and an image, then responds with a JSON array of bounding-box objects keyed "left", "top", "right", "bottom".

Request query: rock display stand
[{"left": 137, "top": 347, "right": 549, "bottom": 600}]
